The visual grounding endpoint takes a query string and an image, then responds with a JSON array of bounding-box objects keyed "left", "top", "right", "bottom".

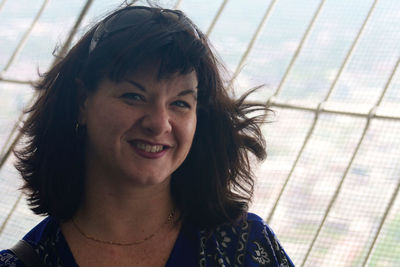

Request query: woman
[{"left": 0, "top": 3, "right": 294, "bottom": 266}]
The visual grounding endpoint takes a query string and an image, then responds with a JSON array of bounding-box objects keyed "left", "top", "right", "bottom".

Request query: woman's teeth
[{"left": 136, "top": 142, "right": 164, "bottom": 153}]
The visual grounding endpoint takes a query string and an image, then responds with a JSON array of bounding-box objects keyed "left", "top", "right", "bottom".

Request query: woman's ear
[{"left": 75, "top": 79, "right": 88, "bottom": 125}]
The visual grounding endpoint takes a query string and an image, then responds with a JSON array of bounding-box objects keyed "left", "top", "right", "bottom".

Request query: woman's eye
[
  {"left": 121, "top": 93, "right": 144, "bottom": 102},
  {"left": 172, "top": 100, "right": 191, "bottom": 109}
]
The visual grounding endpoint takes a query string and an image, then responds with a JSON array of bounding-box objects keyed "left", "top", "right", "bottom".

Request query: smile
[
  {"left": 135, "top": 142, "right": 164, "bottom": 153},
  {"left": 129, "top": 140, "right": 170, "bottom": 159},
  {"left": 129, "top": 140, "right": 171, "bottom": 156}
]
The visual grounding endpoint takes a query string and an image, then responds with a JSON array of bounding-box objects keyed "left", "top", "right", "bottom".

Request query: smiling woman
[
  {"left": 82, "top": 64, "right": 198, "bottom": 187},
  {"left": 0, "top": 3, "right": 293, "bottom": 266}
]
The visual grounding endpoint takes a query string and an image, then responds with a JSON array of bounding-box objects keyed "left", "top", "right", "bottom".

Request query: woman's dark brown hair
[{"left": 14, "top": 4, "right": 267, "bottom": 228}]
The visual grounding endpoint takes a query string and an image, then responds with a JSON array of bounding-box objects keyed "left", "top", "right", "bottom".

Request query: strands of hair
[{"left": 14, "top": 4, "right": 269, "bottom": 229}]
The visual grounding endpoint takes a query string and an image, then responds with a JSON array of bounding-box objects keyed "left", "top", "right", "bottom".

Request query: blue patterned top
[{"left": 0, "top": 213, "right": 294, "bottom": 266}]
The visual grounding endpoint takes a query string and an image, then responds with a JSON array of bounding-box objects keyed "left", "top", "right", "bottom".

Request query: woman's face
[{"left": 80, "top": 63, "right": 198, "bottom": 187}]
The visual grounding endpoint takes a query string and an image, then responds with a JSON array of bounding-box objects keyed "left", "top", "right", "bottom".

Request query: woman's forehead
[
  {"left": 126, "top": 66, "right": 198, "bottom": 89},
  {"left": 122, "top": 61, "right": 197, "bottom": 83}
]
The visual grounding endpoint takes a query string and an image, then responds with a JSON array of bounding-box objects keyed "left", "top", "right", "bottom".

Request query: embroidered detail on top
[
  {"left": 216, "top": 226, "right": 236, "bottom": 265},
  {"left": 36, "top": 227, "right": 65, "bottom": 266},
  {"left": 272, "top": 235, "right": 291, "bottom": 267},
  {"left": 0, "top": 251, "right": 18, "bottom": 267},
  {"left": 234, "top": 219, "right": 249, "bottom": 267},
  {"left": 251, "top": 241, "right": 271, "bottom": 265}
]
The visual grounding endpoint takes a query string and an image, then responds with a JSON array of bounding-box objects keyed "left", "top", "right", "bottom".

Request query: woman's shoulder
[
  {"left": 0, "top": 250, "right": 22, "bottom": 267},
  {"left": 0, "top": 216, "right": 61, "bottom": 267},
  {"left": 244, "top": 213, "right": 294, "bottom": 266},
  {"left": 199, "top": 212, "right": 294, "bottom": 266}
]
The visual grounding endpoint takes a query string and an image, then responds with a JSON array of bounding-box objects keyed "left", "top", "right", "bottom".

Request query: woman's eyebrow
[
  {"left": 178, "top": 88, "right": 198, "bottom": 100},
  {"left": 125, "top": 79, "right": 197, "bottom": 99},
  {"left": 126, "top": 80, "right": 147, "bottom": 92}
]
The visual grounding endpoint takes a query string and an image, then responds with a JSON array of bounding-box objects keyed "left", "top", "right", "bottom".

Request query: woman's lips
[
  {"left": 129, "top": 140, "right": 170, "bottom": 159},
  {"left": 136, "top": 142, "right": 164, "bottom": 153}
]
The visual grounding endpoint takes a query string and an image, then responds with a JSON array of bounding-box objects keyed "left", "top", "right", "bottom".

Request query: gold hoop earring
[{"left": 75, "top": 122, "right": 80, "bottom": 135}]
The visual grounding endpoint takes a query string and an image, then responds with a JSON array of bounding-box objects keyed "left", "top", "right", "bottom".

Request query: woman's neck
[{"left": 72, "top": 171, "right": 176, "bottom": 244}]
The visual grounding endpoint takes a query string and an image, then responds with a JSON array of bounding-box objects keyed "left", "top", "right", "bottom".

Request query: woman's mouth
[
  {"left": 135, "top": 142, "right": 164, "bottom": 153},
  {"left": 129, "top": 140, "right": 170, "bottom": 158}
]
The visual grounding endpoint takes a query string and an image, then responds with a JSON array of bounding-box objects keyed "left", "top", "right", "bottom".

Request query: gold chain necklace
[{"left": 72, "top": 210, "right": 175, "bottom": 246}]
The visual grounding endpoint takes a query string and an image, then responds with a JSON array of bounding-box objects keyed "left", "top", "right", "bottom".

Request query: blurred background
[{"left": 0, "top": 0, "right": 399, "bottom": 266}]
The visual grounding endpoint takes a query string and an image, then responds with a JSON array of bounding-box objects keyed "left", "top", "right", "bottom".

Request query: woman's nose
[{"left": 141, "top": 105, "right": 172, "bottom": 136}]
